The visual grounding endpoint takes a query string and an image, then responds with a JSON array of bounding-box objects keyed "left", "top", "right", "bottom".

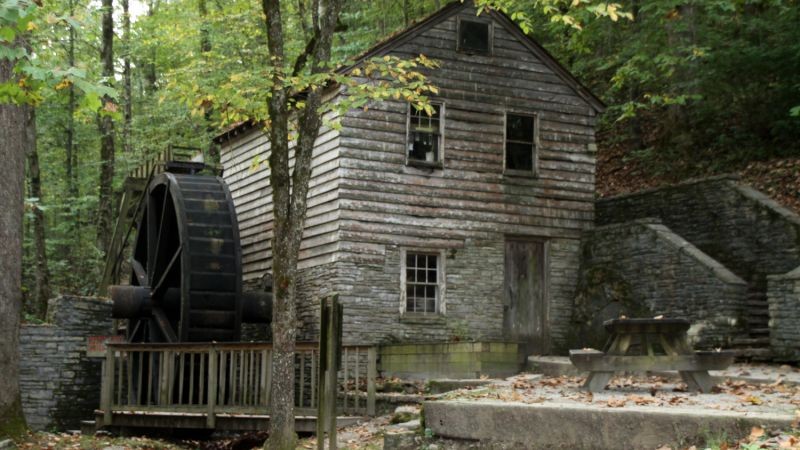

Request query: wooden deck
[
  {"left": 97, "top": 341, "right": 377, "bottom": 431},
  {"left": 93, "top": 410, "right": 362, "bottom": 432}
]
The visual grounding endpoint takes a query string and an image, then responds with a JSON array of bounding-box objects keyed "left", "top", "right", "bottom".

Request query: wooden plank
[
  {"left": 367, "top": 347, "right": 376, "bottom": 416},
  {"left": 569, "top": 351, "right": 736, "bottom": 372},
  {"left": 102, "top": 347, "right": 114, "bottom": 425},
  {"left": 207, "top": 348, "right": 218, "bottom": 428}
]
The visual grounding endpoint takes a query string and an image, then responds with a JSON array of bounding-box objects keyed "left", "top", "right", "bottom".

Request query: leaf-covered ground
[{"left": 596, "top": 133, "right": 800, "bottom": 215}]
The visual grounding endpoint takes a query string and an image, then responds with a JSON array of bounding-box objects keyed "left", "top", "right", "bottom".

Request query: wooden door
[{"left": 504, "top": 239, "right": 547, "bottom": 355}]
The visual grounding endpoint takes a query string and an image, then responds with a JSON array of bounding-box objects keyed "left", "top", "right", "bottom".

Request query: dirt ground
[{"left": 13, "top": 370, "right": 800, "bottom": 449}]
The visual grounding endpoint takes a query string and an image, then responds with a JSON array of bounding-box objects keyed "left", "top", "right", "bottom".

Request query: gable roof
[
  {"left": 214, "top": 0, "right": 604, "bottom": 144},
  {"left": 338, "top": 1, "right": 605, "bottom": 113}
]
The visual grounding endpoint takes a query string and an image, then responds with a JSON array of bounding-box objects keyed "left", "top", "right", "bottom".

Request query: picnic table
[{"left": 569, "top": 318, "right": 735, "bottom": 393}]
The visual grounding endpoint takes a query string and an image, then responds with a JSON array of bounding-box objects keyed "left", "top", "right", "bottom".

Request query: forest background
[{"left": 7, "top": 0, "right": 800, "bottom": 320}]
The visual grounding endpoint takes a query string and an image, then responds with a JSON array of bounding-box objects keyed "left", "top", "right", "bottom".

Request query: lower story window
[{"left": 405, "top": 252, "right": 439, "bottom": 314}]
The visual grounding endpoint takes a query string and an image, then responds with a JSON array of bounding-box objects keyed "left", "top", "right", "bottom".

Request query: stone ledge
[{"left": 423, "top": 400, "right": 793, "bottom": 450}]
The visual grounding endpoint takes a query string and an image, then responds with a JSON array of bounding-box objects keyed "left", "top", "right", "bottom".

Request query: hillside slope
[{"left": 597, "top": 136, "right": 800, "bottom": 215}]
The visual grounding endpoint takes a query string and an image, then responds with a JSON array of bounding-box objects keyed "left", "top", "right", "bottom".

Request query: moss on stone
[{"left": 0, "top": 398, "right": 28, "bottom": 440}]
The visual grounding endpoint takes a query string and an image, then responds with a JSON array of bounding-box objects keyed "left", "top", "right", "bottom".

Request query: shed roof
[{"left": 214, "top": 0, "right": 604, "bottom": 144}]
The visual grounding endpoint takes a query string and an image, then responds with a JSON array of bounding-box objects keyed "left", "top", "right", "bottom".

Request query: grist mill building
[{"left": 214, "top": 0, "right": 604, "bottom": 353}]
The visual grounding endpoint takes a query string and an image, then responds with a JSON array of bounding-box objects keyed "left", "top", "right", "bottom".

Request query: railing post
[
  {"left": 159, "top": 350, "right": 170, "bottom": 405},
  {"left": 317, "top": 294, "right": 342, "bottom": 450},
  {"left": 102, "top": 345, "right": 115, "bottom": 426},
  {"left": 207, "top": 346, "right": 218, "bottom": 428},
  {"left": 367, "top": 347, "right": 376, "bottom": 416}
]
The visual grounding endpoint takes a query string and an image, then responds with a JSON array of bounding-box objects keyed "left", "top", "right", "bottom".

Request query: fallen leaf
[{"left": 744, "top": 395, "right": 763, "bottom": 405}]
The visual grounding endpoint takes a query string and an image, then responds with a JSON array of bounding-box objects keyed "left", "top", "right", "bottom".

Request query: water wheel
[{"left": 109, "top": 172, "right": 269, "bottom": 343}]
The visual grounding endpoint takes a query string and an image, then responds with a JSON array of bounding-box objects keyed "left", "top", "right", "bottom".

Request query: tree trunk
[
  {"left": 25, "top": 108, "right": 52, "bottom": 320},
  {"left": 66, "top": 0, "right": 77, "bottom": 198},
  {"left": 122, "top": 0, "right": 132, "bottom": 155},
  {"left": 96, "top": 0, "right": 115, "bottom": 257},
  {"left": 262, "top": 1, "right": 341, "bottom": 448},
  {"left": 144, "top": 0, "right": 158, "bottom": 93},
  {"left": 0, "top": 42, "right": 29, "bottom": 440},
  {"left": 261, "top": 1, "right": 296, "bottom": 446}
]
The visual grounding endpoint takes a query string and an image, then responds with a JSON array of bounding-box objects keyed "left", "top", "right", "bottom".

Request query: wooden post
[
  {"left": 207, "top": 346, "right": 218, "bottom": 428},
  {"left": 102, "top": 345, "right": 115, "bottom": 426},
  {"left": 367, "top": 347, "right": 376, "bottom": 416},
  {"left": 159, "top": 350, "right": 171, "bottom": 405},
  {"left": 317, "top": 294, "right": 341, "bottom": 450},
  {"left": 328, "top": 297, "right": 342, "bottom": 450}
]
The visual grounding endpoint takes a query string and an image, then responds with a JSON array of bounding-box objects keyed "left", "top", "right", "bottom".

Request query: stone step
[
  {"left": 731, "top": 336, "right": 771, "bottom": 346},
  {"left": 749, "top": 327, "right": 770, "bottom": 336},
  {"left": 731, "top": 347, "right": 773, "bottom": 361}
]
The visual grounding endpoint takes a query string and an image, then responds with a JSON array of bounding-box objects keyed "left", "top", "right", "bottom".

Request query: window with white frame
[
  {"left": 505, "top": 112, "right": 538, "bottom": 174},
  {"left": 407, "top": 103, "right": 443, "bottom": 166},
  {"left": 404, "top": 251, "right": 441, "bottom": 314}
]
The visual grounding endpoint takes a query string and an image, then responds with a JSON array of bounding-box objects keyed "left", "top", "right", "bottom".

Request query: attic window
[
  {"left": 407, "top": 103, "right": 443, "bottom": 167},
  {"left": 458, "top": 19, "right": 491, "bottom": 55}
]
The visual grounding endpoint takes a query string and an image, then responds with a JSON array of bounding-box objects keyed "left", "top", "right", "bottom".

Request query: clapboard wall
[
  {"left": 220, "top": 112, "right": 341, "bottom": 283},
  {"left": 332, "top": 5, "right": 597, "bottom": 349},
  {"left": 218, "top": 2, "right": 600, "bottom": 351}
]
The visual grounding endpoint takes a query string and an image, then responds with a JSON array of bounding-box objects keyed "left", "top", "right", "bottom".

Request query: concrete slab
[
  {"left": 527, "top": 356, "right": 800, "bottom": 386},
  {"left": 423, "top": 400, "right": 794, "bottom": 450},
  {"left": 427, "top": 379, "right": 494, "bottom": 394}
]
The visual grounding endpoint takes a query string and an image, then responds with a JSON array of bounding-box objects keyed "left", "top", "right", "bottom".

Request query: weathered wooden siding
[
  {"left": 219, "top": 3, "right": 598, "bottom": 351},
  {"left": 220, "top": 115, "right": 341, "bottom": 282},
  {"left": 332, "top": 7, "right": 597, "bottom": 348}
]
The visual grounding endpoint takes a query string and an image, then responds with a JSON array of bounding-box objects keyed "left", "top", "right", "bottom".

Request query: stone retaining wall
[
  {"left": 573, "top": 219, "right": 748, "bottom": 349},
  {"left": 596, "top": 175, "right": 800, "bottom": 281},
  {"left": 19, "top": 296, "right": 113, "bottom": 431},
  {"left": 768, "top": 267, "right": 800, "bottom": 361}
]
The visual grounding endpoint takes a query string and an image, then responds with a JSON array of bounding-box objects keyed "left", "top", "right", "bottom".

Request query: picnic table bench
[{"left": 569, "top": 318, "right": 735, "bottom": 393}]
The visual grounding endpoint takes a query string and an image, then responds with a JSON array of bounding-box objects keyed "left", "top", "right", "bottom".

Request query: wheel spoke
[
  {"left": 151, "top": 245, "right": 182, "bottom": 299},
  {"left": 152, "top": 307, "right": 178, "bottom": 343},
  {"left": 146, "top": 191, "right": 158, "bottom": 283},
  {"left": 152, "top": 180, "right": 171, "bottom": 277},
  {"left": 131, "top": 259, "right": 148, "bottom": 286}
]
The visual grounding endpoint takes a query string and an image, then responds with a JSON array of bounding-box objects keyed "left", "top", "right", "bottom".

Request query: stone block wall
[
  {"left": 573, "top": 219, "right": 748, "bottom": 349},
  {"left": 19, "top": 296, "right": 113, "bottom": 431},
  {"left": 291, "top": 236, "right": 581, "bottom": 353},
  {"left": 379, "top": 342, "right": 521, "bottom": 380},
  {"left": 767, "top": 267, "right": 800, "bottom": 361},
  {"left": 596, "top": 175, "right": 800, "bottom": 281}
]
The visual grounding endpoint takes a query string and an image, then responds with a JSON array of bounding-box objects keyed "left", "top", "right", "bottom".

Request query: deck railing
[{"left": 99, "top": 341, "right": 376, "bottom": 428}]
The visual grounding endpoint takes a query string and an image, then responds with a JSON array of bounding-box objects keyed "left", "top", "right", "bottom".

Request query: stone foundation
[
  {"left": 573, "top": 219, "right": 748, "bottom": 349},
  {"left": 768, "top": 267, "right": 800, "bottom": 361},
  {"left": 19, "top": 296, "right": 113, "bottom": 431}
]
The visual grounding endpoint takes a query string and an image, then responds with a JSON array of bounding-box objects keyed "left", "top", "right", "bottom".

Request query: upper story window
[
  {"left": 458, "top": 19, "right": 492, "bottom": 55},
  {"left": 404, "top": 252, "right": 441, "bottom": 314},
  {"left": 408, "top": 103, "right": 443, "bottom": 167},
  {"left": 505, "top": 113, "right": 538, "bottom": 174}
]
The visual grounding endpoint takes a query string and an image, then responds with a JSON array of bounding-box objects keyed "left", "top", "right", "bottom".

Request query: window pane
[
  {"left": 426, "top": 285, "right": 436, "bottom": 299},
  {"left": 406, "top": 253, "right": 415, "bottom": 267},
  {"left": 507, "top": 114, "right": 534, "bottom": 142},
  {"left": 416, "top": 285, "right": 427, "bottom": 299},
  {"left": 428, "top": 270, "right": 437, "bottom": 283},
  {"left": 417, "top": 269, "right": 427, "bottom": 283},
  {"left": 427, "top": 255, "right": 437, "bottom": 270},
  {"left": 411, "top": 104, "right": 441, "bottom": 124},
  {"left": 426, "top": 299, "right": 435, "bottom": 313},
  {"left": 407, "top": 298, "right": 415, "bottom": 311},
  {"left": 506, "top": 142, "right": 533, "bottom": 171},
  {"left": 459, "top": 20, "right": 490, "bottom": 54},
  {"left": 409, "top": 131, "right": 439, "bottom": 162},
  {"left": 409, "top": 105, "right": 442, "bottom": 163},
  {"left": 406, "top": 268, "right": 415, "bottom": 283}
]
